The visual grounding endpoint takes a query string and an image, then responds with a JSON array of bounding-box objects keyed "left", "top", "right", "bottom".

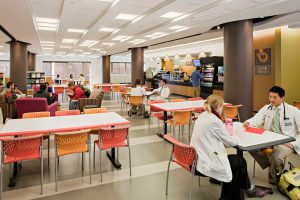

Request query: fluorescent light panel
[
  {"left": 35, "top": 17, "right": 59, "bottom": 32},
  {"left": 129, "top": 39, "right": 145, "bottom": 44},
  {"left": 59, "top": 46, "right": 71, "bottom": 49},
  {"left": 38, "top": 27, "right": 56, "bottom": 31},
  {"left": 161, "top": 12, "right": 183, "bottom": 19},
  {"left": 80, "top": 40, "right": 96, "bottom": 46},
  {"left": 115, "top": 13, "right": 138, "bottom": 20},
  {"left": 74, "top": 49, "right": 83, "bottom": 52},
  {"left": 102, "top": 43, "right": 115, "bottom": 46},
  {"left": 67, "top": 29, "right": 86, "bottom": 33},
  {"left": 35, "top": 17, "right": 58, "bottom": 23},
  {"left": 169, "top": 25, "right": 185, "bottom": 30},
  {"left": 99, "top": 27, "right": 116, "bottom": 32},
  {"left": 62, "top": 39, "right": 77, "bottom": 43},
  {"left": 112, "top": 35, "right": 131, "bottom": 41}
]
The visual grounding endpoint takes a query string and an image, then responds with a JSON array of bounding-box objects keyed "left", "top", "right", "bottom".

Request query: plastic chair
[
  {"left": 223, "top": 105, "right": 243, "bottom": 122},
  {"left": 164, "top": 135, "right": 200, "bottom": 200},
  {"left": 166, "top": 110, "right": 192, "bottom": 140},
  {"left": 0, "top": 135, "right": 44, "bottom": 198},
  {"left": 112, "top": 85, "right": 121, "bottom": 99},
  {"left": 188, "top": 97, "right": 203, "bottom": 101},
  {"left": 120, "top": 88, "right": 131, "bottom": 113},
  {"left": 294, "top": 101, "right": 300, "bottom": 110},
  {"left": 54, "top": 129, "right": 91, "bottom": 191},
  {"left": 101, "top": 86, "right": 111, "bottom": 96},
  {"left": 94, "top": 125, "right": 131, "bottom": 182},
  {"left": 170, "top": 99, "right": 185, "bottom": 102},
  {"left": 253, "top": 148, "right": 273, "bottom": 177},
  {"left": 54, "top": 86, "right": 66, "bottom": 102},
  {"left": 83, "top": 107, "right": 108, "bottom": 114},
  {"left": 128, "top": 96, "right": 144, "bottom": 118},
  {"left": 149, "top": 100, "right": 172, "bottom": 132},
  {"left": 22, "top": 112, "right": 51, "bottom": 165},
  {"left": 55, "top": 110, "right": 80, "bottom": 116},
  {"left": 188, "top": 97, "right": 204, "bottom": 119}
]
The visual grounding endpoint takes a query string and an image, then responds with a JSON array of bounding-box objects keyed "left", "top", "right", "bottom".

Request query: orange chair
[
  {"left": 188, "top": 97, "right": 203, "bottom": 101},
  {"left": 294, "top": 101, "right": 300, "bottom": 110},
  {"left": 120, "top": 88, "right": 131, "bottom": 113},
  {"left": 0, "top": 135, "right": 44, "bottom": 197},
  {"left": 23, "top": 112, "right": 51, "bottom": 165},
  {"left": 83, "top": 107, "right": 108, "bottom": 114},
  {"left": 54, "top": 86, "right": 66, "bottom": 102},
  {"left": 55, "top": 110, "right": 80, "bottom": 116},
  {"left": 164, "top": 135, "right": 201, "bottom": 199},
  {"left": 223, "top": 105, "right": 243, "bottom": 122},
  {"left": 101, "top": 85, "right": 111, "bottom": 96},
  {"left": 170, "top": 99, "right": 185, "bottom": 102},
  {"left": 166, "top": 110, "right": 192, "bottom": 139},
  {"left": 128, "top": 96, "right": 144, "bottom": 117},
  {"left": 149, "top": 100, "right": 172, "bottom": 132},
  {"left": 54, "top": 129, "right": 91, "bottom": 191},
  {"left": 112, "top": 85, "right": 121, "bottom": 99},
  {"left": 94, "top": 125, "right": 131, "bottom": 182}
]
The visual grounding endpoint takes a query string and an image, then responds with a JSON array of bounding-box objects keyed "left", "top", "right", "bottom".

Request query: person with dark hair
[
  {"left": 130, "top": 79, "right": 147, "bottom": 116},
  {"left": 191, "top": 67, "right": 202, "bottom": 97},
  {"left": 4, "top": 82, "right": 18, "bottom": 103},
  {"left": 55, "top": 74, "right": 61, "bottom": 84},
  {"left": 45, "top": 82, "right": 53, "bottom": 93},
  {"left": 67, "top": 82, "right": 85, "bottom": 110},
  {"left": 79, "top": 74, "right": 85, "bottom": 86},
  {"left": 244, "top": 86, "right": 300, "bottom": 184},
  {"left": 150, "top": 79, "right": 170, "bottom": 102},
  {"left": 33, "top": 83, "right": 52, "bottom": 105}
]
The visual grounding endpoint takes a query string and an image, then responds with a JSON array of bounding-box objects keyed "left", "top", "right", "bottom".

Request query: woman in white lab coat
[
  {"left": 190, "top": 95, "right": 270, "bottom": 200},
  {"left": 129, "top": 79, "right": 147, "bottom": 116}
]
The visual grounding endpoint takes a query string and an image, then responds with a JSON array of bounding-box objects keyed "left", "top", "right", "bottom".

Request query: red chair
[
  {"left": 55, "top": 110, "right": 80, "bottom": 116},
  {"left": 101, "top": 85, "right": 111, "bottom": 96},
  {"left": 149, "top": 100, "right": 172, "bottom": 132},
  {"left": 188, "top": 97, "right": 203, "bottom": 101},
  {"left": 0, "top": 135, "right": 44, "bottom": 198},
  {"left": 164, "top": 134, "right": 200, "bottom": 200},
  {"left": 94, "top": 125, "right": 131, "bottom": 182},
  {"left": 54, "top": 86, "right": 66, "bottom": 102}
]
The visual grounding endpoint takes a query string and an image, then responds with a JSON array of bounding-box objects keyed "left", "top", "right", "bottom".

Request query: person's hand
[
  {"left": 283, "top": 143, "right": 294, "bottom": 149},
  {"left": 243, "top": 121, "right": 250, "bottom": 129},
  {"left": 156, "top": 91, "right": 160, "bottom": 96}
]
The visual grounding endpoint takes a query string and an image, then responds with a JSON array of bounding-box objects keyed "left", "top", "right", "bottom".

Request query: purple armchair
[{"left": 16, "top": 98, "right": 58, "bottom": 118}]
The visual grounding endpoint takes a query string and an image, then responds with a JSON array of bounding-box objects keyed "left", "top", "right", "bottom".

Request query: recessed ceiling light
[
  {"left": 59, "top": 46, "right": 71, "bottom": 49},
  {"left": 35, "top": 17, "right": 58, "bottom": 23},
  {"left": 160, "top": 12, "right": 183, "bottom": 19},
  {"left": 151, "top": 33, "right": 168, "bottom": 39},
  {"left": 38, "top": 27, "right": 57, "bottom": 31},
  {"left": 129, "top": 39, "right": 146, "bottom": 44},
  {"left": 41, "top": 43, "right": 54, "bottom": 47},
  {"left": 62, "top": 39, "right": 77, "bottom": 43},
  {"left": 102, "top": 43, "right": 115, "bottom": 46},
  {"left": 112, "top": 35, "right": 131, "bottom": 41},
  {"left": 115, "top": 13, "right": 138, "bottom": 20},
  {"left": 175, "top": 27, "right": 190, "bottom": 32},
  {"left": 131, "top": 15, "right": 144, "bottom": 24},
  {"left": 120, "top": 36, "right": 133, "bottom": 42},
  {"left": 67, "top": 29, "right": 87, "bottom": 33},
  {"left": 112, "top": 29, "right": 120, "bottom": 34},
  {"left": 43, "top": 47, "right": 53, "bottom": 50},
  {"left": 169, "top": 25, "right": 185, "bottom": 30},
  {"left": 91, "top": 48, "right": 101, "bottom": 51},
  {"left": 41, "top": 41, "right": 54, "bottom": 44},
  {"left": 97, "top": 0, "right": 113, "bottom": 2},
  {"left": 37, "top": 22, "right": 57, "bottom": 28},
  {"left": 172, "top": 14, "right": 191, "bottom": 22},
  {"left": 74, "top": 49, "right": 83, "bottom": 52},
  {"left": 56, "top": 52, "right": 66, "bottom": 54},
  {"left": 153, "top": 32, "right": 166, "bottom": 35},
  {"left": 35, "top": 17, "right": 59, "bottom": 32},
  {"left": 80, "top": 40, "right": 97, "bottom": 47},
  {"left": 145, "top": 34, "right": 155, "bottom": 38},
  {"left": 99, "top": 27, "right": 116, "bottom": 32},
  {"left": 82, "top": 52, "right": 93, "bottom": 55}
]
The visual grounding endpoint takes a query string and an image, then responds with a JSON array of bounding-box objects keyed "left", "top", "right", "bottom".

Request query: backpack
[
  {"left": 278, "top": 162, "right": 300, "bottom": 200},
  {"left": 79, "top": 85, "right": 91, "bottom": 97}
]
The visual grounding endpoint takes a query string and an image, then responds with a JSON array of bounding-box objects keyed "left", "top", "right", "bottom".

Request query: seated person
[
  {"left": 67, "top": 82, "right": 86, "bottom": 110},
  {"left": 33, "top": 83, "right": 52, "bottom": 105},
  {"left": 149, "top": 79, "right": 170, "bottom": 102},
  {"left": 130, "top": 79, "right": 147, "bottom": 116},
  {"left": 14, "top": 85, "right": 25, "bottom": 98},
  {"left": 45, "top": 82, "right": 53, "bottom": 93},
  {"left": 4, "top": 82, "right": 18, "bottom": 103},
  {"left": 190, "top": 95, "right": 271, "bottom": 200}
]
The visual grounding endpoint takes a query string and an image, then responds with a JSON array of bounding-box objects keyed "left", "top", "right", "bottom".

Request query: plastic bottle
[{"left": 225, "top": 118, "right": 233, "bottom": 136}]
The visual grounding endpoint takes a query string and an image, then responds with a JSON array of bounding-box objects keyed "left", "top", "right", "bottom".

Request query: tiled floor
[{"left": 1, "top": 95, "right": 293, "bottom": 200}]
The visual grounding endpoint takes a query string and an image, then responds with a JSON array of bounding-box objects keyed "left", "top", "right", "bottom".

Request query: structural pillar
[
  {"left": 131, "top": 47, "right": 144, "bottom": 83},
  {"left": 9, "top": 41, "right": 29, "bottom": 93},
  {"left": 102, "top": 55, "right": 110, "bottom": 83},
  {"left": 224, "top": 20, "right": 253, "bottom": 121},
  {"left": 27, "top": 52, "right": 36, "bottom": 71}
]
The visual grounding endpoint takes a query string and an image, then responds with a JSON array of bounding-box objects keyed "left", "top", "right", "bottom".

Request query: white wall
[
  {"left": 36, "top": 55, "right": 102, "bottom": 84},
  {"left": 110, "top": 55, "right": 131, "bottom": 83}
]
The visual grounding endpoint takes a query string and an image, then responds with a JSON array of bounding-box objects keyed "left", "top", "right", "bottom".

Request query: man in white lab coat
[
  {"left": 244, "top": 86, "right": 300, "bottom": 184},
  {"left": 149, "top": 79, "right": 170, "bottom": 102}
]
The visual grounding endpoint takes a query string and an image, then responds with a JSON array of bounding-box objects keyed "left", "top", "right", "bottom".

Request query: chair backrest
[
  {"left": 83, "top": 107, "right": 108, "bottom": 114},
  {"left": 112, "top": 85, "right": 121, "bottom": 92},
  {"left": 1, "top": 134, "right": 43, "bottom": 164},
  {"left": 54, "top": 129, "right": 90, "bottom": 156},
  {"left": 129, "top": 96, "right": 143, "bottom": 105},
  {"left": 294, "top": 101, "right": 300, "bottom": 110},
  {"left": 55, "top": 110, "right": 80, "bottom": 116},
  {"left": 101, "top": 86, "right": 111, "bottom": 93},
  {"left": 149, "top": 100, "right": 165, "bottom": 112},
  {"left": 164, "top": 135, "right": 197, "bottom": 172},
  {"left": 22, "top": 111, "right": 50, "bottom": 119},
  {"left": 16, "top": 98, "right": 49, "bottom": 118},
  {"left": 99, "top": 125, "right": 130, "bottom": 148},
  {"left": 173, "top": 110, "right": 192, "bottom": 124},
  {"left": 170, "top": 99, "right": 185, "bottom": 102},
  {"left": 54, "top": 87, "right": 65, "bottom": 94},
  {"left": 188, "top": 97, "right": 203, "bottom": 101},
  {"left": 223, "top": 105, "right": 242, "bottom": 119}
]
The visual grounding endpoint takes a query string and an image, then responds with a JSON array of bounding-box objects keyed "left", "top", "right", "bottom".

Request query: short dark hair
[
  {"left": 45, "top": 82, "right": 49, "bottom": 86},
  {"left": 134, "top": 79, "right": 141, "bottom": 85},
  {"left": 40, "top": 83, "right": 46, "bottom": 91},
  {"left": 68, "top": 82, "right": 75, "bottom": 87},
  {"left": 161, "top": 79, "right": 167, "bottom": 84},
  {"left": 196, "top": 67, "right": 201, "bottom": 71},
  {"left": 269, "top": 86, "right": 285, "bottom": 98},
  {"left": 6, "top": 82, "right": 14, "bottom": 88}
]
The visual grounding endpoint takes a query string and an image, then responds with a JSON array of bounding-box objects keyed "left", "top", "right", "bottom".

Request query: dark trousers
[{"left": 221, "top": 155, "right": 251, "bottom": 200}]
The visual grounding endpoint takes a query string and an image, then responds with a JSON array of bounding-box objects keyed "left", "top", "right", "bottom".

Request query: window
[
  {"left": 0, "top": 60, "right": 10, "bottom": 77},
  {"left": 111, "top": 62, "right": 130, "bottom": 74}
]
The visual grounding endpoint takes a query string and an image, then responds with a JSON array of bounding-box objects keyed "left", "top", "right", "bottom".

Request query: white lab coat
[
  {"left": 190, "top": 112, "right": 240, "bottom": 182},
  {"left": 130, "top": 86, "right": 147, "bottom": 96},
  {"left": 246, "top": 102, "right": 300, "bottom": 155},
  {"left": 151, "top": 86, "right": 170, "bottom": 102},
  {"left": 79, "top": 76, "right": 85, "bottom": 85}
]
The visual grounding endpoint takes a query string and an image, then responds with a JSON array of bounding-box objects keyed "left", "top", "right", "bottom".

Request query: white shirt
[
  {"left": 79, "top": 76, "right": 85, "bottom": 85},
  {"left": 130, "top": 85, "right": 147, "bottom": 96},
  {"left": 190, "top": 112, "right": 240, "bottom": 182},
  {"left": 152, "top": 85, "right": 170, "bottom": 100},
  {"left": 247, "top": 102, "right": 300, "bottom": 154}
]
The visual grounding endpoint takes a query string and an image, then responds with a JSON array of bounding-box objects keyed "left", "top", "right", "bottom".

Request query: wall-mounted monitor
[{"left": 192, "top": 59, "right": 201, "bottom": 67}]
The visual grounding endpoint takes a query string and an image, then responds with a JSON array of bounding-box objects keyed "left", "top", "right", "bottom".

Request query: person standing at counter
[{"left": 191, "top": 67, "right": 202, "bottom": 97}]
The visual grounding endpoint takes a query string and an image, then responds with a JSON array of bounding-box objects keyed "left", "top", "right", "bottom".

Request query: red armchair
[{"left": 16, "top": 98, "right": 58, "bottom": 118}]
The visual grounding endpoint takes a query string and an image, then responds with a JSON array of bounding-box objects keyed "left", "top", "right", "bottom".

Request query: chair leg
[
  {"left": 99, "top": 148, "right": 102, "bottom": 182},
  {"left": 82, "top": 153, "right": 84, "bottom": 171},
  {"left": 40, "top": 146, "right": 44, "bottom": 195},
  {"left": 47, "top": 138, "right": 50, "bottom": 166},
  {"left": 253, "top": 160, "right": 256, "bottom": 177},
  {"left": 55, "top": 146, "right": 58, "bottom": 192},
  {"left": 89, "top": 150, "right": 92, "bottom": 184},
  {"left": 128, "top": 146, "right": 132, "bottom": 176},
  {"left": 93, "top": 143, "right": 96, "bottom": 171},
  {"left": 166, "top": 155, "right": 172, "bottom": 195},
  {"left": 0, "top": 164, "right": 4, "bottom": 200}
]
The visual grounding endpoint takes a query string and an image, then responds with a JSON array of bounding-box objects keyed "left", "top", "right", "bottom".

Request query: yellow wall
[
  {"left": 180, "top": 66, "right": 194, "bottom": 75},
  {"left": 275, "top": 27, "right": 300, "bottom": 104},
  {"left": 162, "top": 60, "right": 174, "bottom": 72}
]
